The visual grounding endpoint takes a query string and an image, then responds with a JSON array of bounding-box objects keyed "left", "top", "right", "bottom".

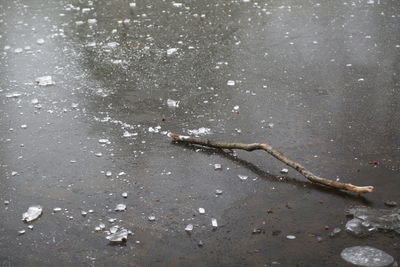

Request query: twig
[{"left": 168, "top": 133, "right": 374, "bottom": 194}]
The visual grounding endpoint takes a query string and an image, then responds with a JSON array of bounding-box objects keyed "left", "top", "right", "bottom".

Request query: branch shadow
[{"left": 172, "top": 142, "right": 371, "bottom": 204}]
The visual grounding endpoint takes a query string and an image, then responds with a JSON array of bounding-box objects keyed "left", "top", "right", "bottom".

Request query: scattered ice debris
[
  {"left": 115, "top": 204, "right": 126, "bottom": 211},
  {"left": 185, "top": 224, "right": 194, "bottom": 232},
  {"left": 268, "top": 123, "right": 275, "bottom": 128},
  {"left": 329, "top": 227, "right": 342, "bottom": 237},
  {"left": 53, "top": 207, "right": 62, "bottom": 213},
  {"left": 345, "top": 218, "right": 371, "bottom": 236},
  {"left": 122, "top": 192, "right": 128, "bottom": 198},
  {"left": 211, "top": 218, "right": 218, "bottom": 229},
  {"left": 358, "top": 78, "right": 365, "bottom": 82},
  {"left": 105, "top": 171, "right": 112, "bottom": 177},
  {"left": 384, "top": 201, "right": 397, "bottom": 207},
  {"left": 148, "top": 126, "right": 161, "bottom": 133},
  {"left": 238, "top": 174, "right": 248, "bottom": 181},
  {"left": 187, "top": 127, "right": 211, "bottom": 136},
  {"left": 36, "top": 38, "right": 45, "bottom": 45},
  {"left": 14, "top": 48, "right": 23, "bottom": 53},
  {"left": 172, "top": 2, "right": 183, "bottom": 7},
  {"left": 22, "top": 205, "right": 43, "bottom": 222},
  {"left": 98, "top": 138, "right": 110, "bottom": 144},
  {"left": 233, "top": 105, "right": 240, "bottom": 112},
  {"left": 21, "top": 125, "right": 27, "bottom": 129},
  {"left": 167, "top": 99, "right": 180, "bottom": 108},
  {"left": 123, "top": 131, "right": 136, "bottom": 137},
  {"left": 346, "top": 206, "right": 400, "bottom": 235},
  {"left": 71, "top": 103, "right": 78, "bottom": 109},
  {"left": 198, "top": 241, "right": 204, "bottom": 247},
  {"left": 94, "top": 152, "right": 102, "bottom": 157},
  {"left": 6, "top": 92, "right": 22, "bottom": 98},
  {"left": 129, "top": 2, "right": 136, "bottom": 8},
  {"left": 95, "top": 223, "right": 106, "bottom": 231},
  {"left": 18, "top": 230, "right": 26, "bottom": 235},
  {"left": 35, "top": 76, "right": 54, "bottom": 86},
  {"left": 81, "top": 211, "right": 87, "bottom": 216},
  {"left": 148, "top": 216, "right": 156, "bottom": 221},
  {"left": 215, "top": 189, "right": 223, "bottom": 195},
  {"left": 107, "top": 42, "right": 119, "bottom": 48},
  {"left": 87, "top": 18, "right": 97, "bottom": 24},
  {"left": 106, "top": 228, "right": 128, "bottom": 243},
  {"left": 11, "top": 171, "right": 18, "bottom": 176},
  {"left": 280, "top": 168, "right": 289, "bottom": 174},
  {"left": 31, "top": 98, "right": 39, "bottom": 104},
  {"left": 227, "top": 80, "right": 235, "bottom": 86},
  {"left": 214, "top": 164, "right": 222, "bottom": 170},
  {"left": 4, "top": 200, "right": 10, "bottom": 205},
  {"left": 341, "top": 246, "right": 394, "bottom": 267},
  {"left": 28, "top": 225, "right": 34, "bottom": 230},
  {"left": 108, "top": 218, "right": 116, "bottom": 223},
  {"left": 166, "top": 48, "right": 178, "bottom": 55},
  {"left": 198, "top": 208, "right": 205, "bottom": 214},
  {"left": 286, "top": 235, "right": 296, "bottom": 240}
]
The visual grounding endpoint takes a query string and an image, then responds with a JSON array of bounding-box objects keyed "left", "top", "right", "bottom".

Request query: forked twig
[{"left": 168, "top": 133, "right": 374, "bottom": 194}]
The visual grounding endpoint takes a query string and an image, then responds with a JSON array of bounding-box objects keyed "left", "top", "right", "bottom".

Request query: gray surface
[{"left": 0, "top": 0, "right": 399, "bottom": 266}]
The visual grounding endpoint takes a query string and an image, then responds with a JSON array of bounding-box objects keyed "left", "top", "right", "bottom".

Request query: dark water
[{"left": 0, "top": 0, "right": 399, "bottom": 266}]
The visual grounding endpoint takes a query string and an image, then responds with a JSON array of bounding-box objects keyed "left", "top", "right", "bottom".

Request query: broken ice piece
[
  {"left": 81, "top": 211, "right": 87, "bottom": 216},
  {"left": 35, "top": 76, "right": 54, "bottom": 86},
  {"left": 98, "top": 138, "right": 110, "bottom": 144},
  {"left": 105, "top": 171, "right": 112, "bottom": 177},
  {"left": 238, "top": 174, "right": 248, "bottom": 180},
  {"left": 106, "top": 228, "right": 128, "bottom": 243},
  {"left": 94, "top": 152, "right": 102, "bottom": 157},
  {"left": 384, "top": 200, "right": 397, "bottom": 207},
  {"left": 286, "top": 235, "right": 296, "bottom": 240},
  {"left": 31, "top": 98, "right": 39, "bottom": 104},
  {"left": 167, "top": 99, "right": 180, "bottom": 108},
  {"left": 166, "top": 48, "right": 178, "bottom": 55},
  {"left": 280, "top": 168, "right": 289, "bottom": 174},
  {"left": 341, "top": 246, "right": 394, "bottom": 267},
  {"left": 53, "top": 207, "right": 62, "bottom": 213},
  {"left": 36, "top": 38, "right": 45, "bottom": 45},
  {"left": 22, "top": 205, "right": 43, "bottom": 222},
  {"left": 115, "top": 204, "right": 126, "bottom": 211},
  {"left": 108, "top": 218, "right": 116, "bottom": 223},
  {"left": 215, "top": 189, "right": 223, "bottom": 195},
  {"left": 211, "top": 218, "right": 218, "bottom": 228},
  {"left": 214, "top": 164, "right": 222, "bottom": 170},
  {"left": 122, "top": 192, "right": 128, "bottom": 198},
  {"left": 6, "top": 92, "right": 22, "bottom": 98},
  {"left": 185, "top": 224, "right": 193, "bottom": 232},
  {"left": 227, "top": 80, "right": 235, "bottom": 86},
  {"left": 110, "top": 225, "right": 119, "bottom": 234},
  {"left": 18, "top": 230, "right": 26, "bottom": 235},
  {"left": 11, "top": 171, "right": 18, "bottom": 176},
  {"left": 28, "top": 225, "right": 34, "bottom": 230},
  {"left": 198, "top": 208, "right": 205, "bottom": 214},
  {"left": 329, "top": 227, "right": 341, "bottom": 237},
  {"left": 99, "top": 223, "right": 106, "bottom": 230},
  {"left": 187, "top": 127, "right": 211, "bottom": 136},
  {"left": 148, "top": 216, "right": 156, "bottom": 221}
]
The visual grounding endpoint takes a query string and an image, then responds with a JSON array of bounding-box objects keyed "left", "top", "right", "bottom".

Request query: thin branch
[{"left": 168, "top": 133, "right": 374, "bottom": 194}]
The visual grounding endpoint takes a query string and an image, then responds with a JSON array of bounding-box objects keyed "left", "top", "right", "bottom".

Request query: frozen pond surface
[{"left": 0, "top": 0, "right": 399, "bottom": 266}]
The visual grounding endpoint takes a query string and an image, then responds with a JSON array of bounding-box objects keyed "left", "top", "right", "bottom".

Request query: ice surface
[
  {"left": 341, "top": 246, "right": 394, "bottom": 267},
  {"left": 22, "top": 205, "right": 43, "bottom": 222}
]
